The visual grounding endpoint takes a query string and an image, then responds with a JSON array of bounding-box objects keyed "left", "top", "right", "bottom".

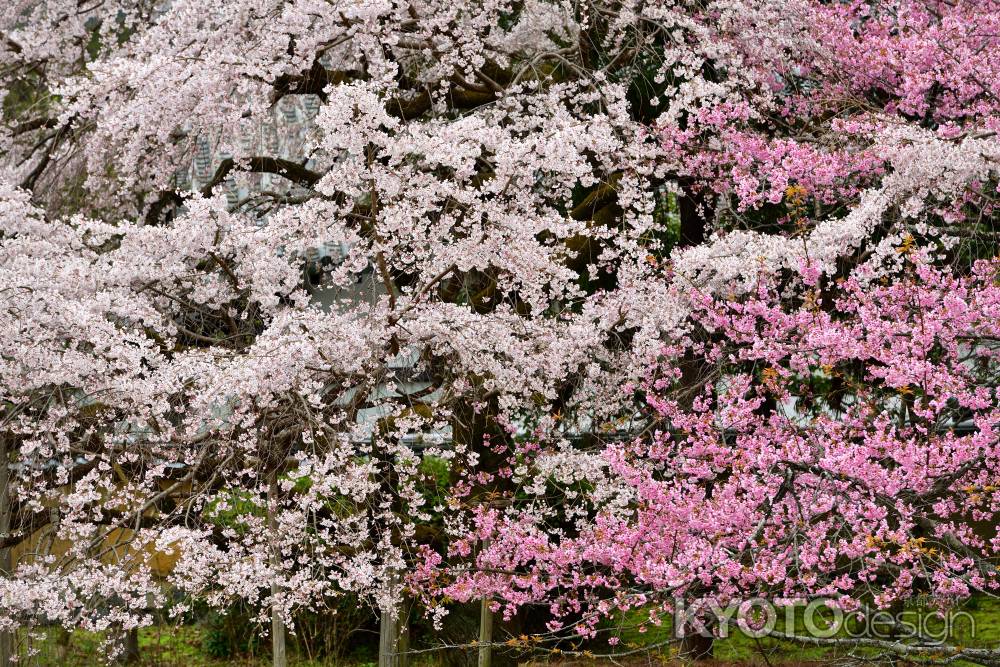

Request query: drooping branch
[{"left": 200, "top": 157, "right": 323, "bottom": 196}]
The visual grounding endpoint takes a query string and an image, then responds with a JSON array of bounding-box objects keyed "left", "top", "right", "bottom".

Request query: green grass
[
  {"left": 18, "top": 624, "right": 347, "bottom": 666},
  {"left": 13, "top": 598, "right": 1000, "bottom": 666}
]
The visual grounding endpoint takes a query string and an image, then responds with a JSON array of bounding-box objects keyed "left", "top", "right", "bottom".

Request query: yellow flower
[
  {"left": 896, "top": 233, "right": 915, "bottom": 255},
  {"left": 785, "top": 184, "right": 807, "bottom": 204}
]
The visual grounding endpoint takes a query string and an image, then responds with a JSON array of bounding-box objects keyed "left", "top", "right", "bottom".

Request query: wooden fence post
[
  {"left": 478, "top": 536, "right": 493, "bottom": 667},
  {"left": 268, "top": 474, "right": 287, "bottom": 667},
  {"left": 378, "top": 574, "right": 409, "bottom": 667},
  {"left": 0, "top": 437, "right": 14, "bottom": 666},
  {"left": 378, "top": 606, "right": 400, "bottom": 667},
  {"left": 478, "top": 597, "right": 493, "bottom": 667},
  {"left": 379, "top": 604, "right": 397, "bottom": 667}
]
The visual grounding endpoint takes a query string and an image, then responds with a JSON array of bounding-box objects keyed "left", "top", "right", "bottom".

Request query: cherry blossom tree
[{"left": 1, "top": 0, "right": 999, "bottom": 665}]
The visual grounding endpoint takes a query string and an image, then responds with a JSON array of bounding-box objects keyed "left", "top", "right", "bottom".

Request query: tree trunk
[
  {"left": 678, "top": 189, "right": 711, "bottom": 248},
  {"left": 121, "top": 628, "right": 140, "bottom": 664}
]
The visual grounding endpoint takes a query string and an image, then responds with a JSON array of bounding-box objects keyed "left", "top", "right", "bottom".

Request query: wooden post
[
  {"left": 268, "top": 474, "right": 287, "bottom": 667},
  {"left": 398, "top": 602, "right": 409, "bottom": 667},
  {"left": 477, "top": 537, "right": 493, "bottom": 667},
  {"left": 270, "top": 585, "right": 287, "bottom": 667},
  {"left": 0, "top": 437, "right": 14, "bottom": 666},
  {"left": 378, "top": 439, "right": 408, "bottom": 667},
  {"left": 378, "top": 605, "right": 398, "bottom": 667},
  {"left": 378, "top": 575, "right": 409, "bottom": 667},
  {"left": 478, "top": 597, "right": 493, "bottom": 667}
]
